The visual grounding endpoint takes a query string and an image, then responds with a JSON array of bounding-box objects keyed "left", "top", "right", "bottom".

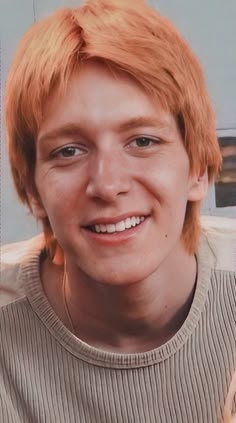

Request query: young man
[{"left": 1, "top": 0, "right": 235, "bottom": 421}]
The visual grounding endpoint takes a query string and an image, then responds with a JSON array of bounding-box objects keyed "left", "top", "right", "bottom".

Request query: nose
[{"left": 86, "top": 150, "right": 131, "bottom": 202}]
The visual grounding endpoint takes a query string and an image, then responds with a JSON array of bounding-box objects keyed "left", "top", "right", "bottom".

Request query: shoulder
[
  {"left": 200, "top": 215, "right": 236, "bottom": 272},
  {"left": 199, "top": 217, "right": 235, "bottom": 338},
  {"left": 0, "top": 235, "right": 45, "bottom": 308}
]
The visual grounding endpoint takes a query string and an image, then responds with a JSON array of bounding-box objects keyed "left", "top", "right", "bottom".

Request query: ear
[
  {"left": 187, "top": 168, "right": 209, "bottom": 202},
  {"left": 27, "top": 192, "right": 47, "bottom": 220}
]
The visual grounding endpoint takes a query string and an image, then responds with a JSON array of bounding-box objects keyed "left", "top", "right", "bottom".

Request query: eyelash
[
  {"left": 51, "top": 136, "right": 160, "bottom": 159},
  {"left": 127, "top": 137, "right": 160, "bottom": 148},
  {"left": 51, "top": 145, "right": 86, "bottom": 158}
]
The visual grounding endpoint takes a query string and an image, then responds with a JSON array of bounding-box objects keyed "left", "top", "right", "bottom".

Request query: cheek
[
  {"left": 36, "top": 171, "right": 82, "bottom": 221},
  {"left": 138, "top": 159, "right": 190, "bottom": 203}
]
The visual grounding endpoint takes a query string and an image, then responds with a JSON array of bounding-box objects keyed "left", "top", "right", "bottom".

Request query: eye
[
  {"left": 128, "top": 137, "right": 160, "bottom": 148},
  {"left": 52, "top": 145, "right": 86, "bottom": 158}
]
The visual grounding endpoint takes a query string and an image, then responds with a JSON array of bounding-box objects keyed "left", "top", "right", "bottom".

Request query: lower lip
[{"left": 83, "top": 218, "right": 148, "bottom": 245}]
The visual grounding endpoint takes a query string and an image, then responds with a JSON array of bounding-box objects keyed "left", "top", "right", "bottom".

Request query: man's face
[{"left": 33, "top": 62, "right": 205, "bottom": 285}]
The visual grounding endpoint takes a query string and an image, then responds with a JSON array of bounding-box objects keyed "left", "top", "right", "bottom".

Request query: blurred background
[{"left": 0, "top": 0, "right": 235, "bottom": 245}]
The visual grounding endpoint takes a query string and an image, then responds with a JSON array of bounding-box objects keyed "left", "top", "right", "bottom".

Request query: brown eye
[
  {"left": 53, "top": 145, "right": 86, "bottom": 158},
  {"left": 60, "top": 147, "right": 78, "bottom": 157},
  {"left": 128, "top": 137, "right": 160, "bottom": 148},
  {"left": 135, "top": 137, "right": 154, "bottom": 147}
]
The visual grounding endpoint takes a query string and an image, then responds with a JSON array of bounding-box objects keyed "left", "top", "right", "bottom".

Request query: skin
[{"left": 31, "top": 61, "right": 208, "bottom": 353}]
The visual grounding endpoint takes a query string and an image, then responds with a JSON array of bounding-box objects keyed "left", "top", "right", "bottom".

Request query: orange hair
[{"left": 5, "top": 0, "right": 222, "bottom": 257}]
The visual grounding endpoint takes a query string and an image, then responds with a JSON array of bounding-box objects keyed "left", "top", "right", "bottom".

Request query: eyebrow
[
  {"left": 116, "top": 116, "right": 168, "bottom": 132},
  {"left": 37, "top": 116, "right": 168, "bottom": 145},
  {"left": 38, "top": 123, "right": 84, "bottom": 145}
]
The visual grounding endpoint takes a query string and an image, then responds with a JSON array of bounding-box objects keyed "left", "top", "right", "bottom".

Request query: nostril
[{"left": 86, "top": 179, "right": 130, "bottom": 201}]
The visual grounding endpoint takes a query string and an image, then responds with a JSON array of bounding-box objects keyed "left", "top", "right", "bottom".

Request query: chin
[{"left": 87, "top": 264, "right": 155, "bottom": 287}]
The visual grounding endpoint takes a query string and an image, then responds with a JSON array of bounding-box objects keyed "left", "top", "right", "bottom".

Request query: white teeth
[
  {"left": 116, "top": 221, "right": 126, "bottom": 232},
  {"left": 92, "top": 216, "right": 146, "bottom": 233},
  {"left": 125, "top": 218, "right": 132, "bottom": 229},
  {"left": 107, "top": 224, "right": 116, "bottom": 233},
  {"left": 100, "top": 224, "right": 107, "bottom": 233},
  {"left": 131, "top": 216, "right": 136, "bottom": 227},
  {"left": 95, "top": 225, "right": 101, "bottom": 233}
]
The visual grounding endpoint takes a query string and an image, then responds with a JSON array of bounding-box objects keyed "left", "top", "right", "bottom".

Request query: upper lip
[{"left": 83, "top": 212, "right": 150, "bottom": 227}]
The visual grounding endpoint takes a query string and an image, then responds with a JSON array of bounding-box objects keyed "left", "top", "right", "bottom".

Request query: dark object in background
[{"left": 215, "top": 137, "right": 236, "bottom": 207}]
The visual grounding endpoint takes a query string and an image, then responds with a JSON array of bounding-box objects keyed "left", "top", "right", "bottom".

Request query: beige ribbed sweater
[{"left": 0, "top": 217, "right": 235, "bottom": 423}]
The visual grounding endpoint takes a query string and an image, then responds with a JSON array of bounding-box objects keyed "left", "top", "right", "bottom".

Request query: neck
[{"left": 59, "top": 245, "right": 197, "bottom": 353}]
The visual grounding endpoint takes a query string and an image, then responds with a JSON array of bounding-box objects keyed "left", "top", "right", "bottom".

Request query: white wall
[{"left": 1, "top": 0, "right": 235, "bottom": 245}]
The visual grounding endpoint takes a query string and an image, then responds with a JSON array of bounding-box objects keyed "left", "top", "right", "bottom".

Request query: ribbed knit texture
[{"left": 0, "top": 218, "right": 235, "bottom": 423}]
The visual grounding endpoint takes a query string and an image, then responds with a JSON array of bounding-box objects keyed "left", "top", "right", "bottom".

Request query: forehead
[{"left": 38, "top": 61, "right": 179, "bottom": 140}]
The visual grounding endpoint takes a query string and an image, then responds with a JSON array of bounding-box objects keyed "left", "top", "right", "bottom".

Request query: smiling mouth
[{"left": 87, "top": 216, "right": 146, "bottom": 234}]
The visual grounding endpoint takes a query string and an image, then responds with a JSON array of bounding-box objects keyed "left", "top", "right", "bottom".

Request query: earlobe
[{"left": 188, "top": 169, "right": 208, "bottom": 202}]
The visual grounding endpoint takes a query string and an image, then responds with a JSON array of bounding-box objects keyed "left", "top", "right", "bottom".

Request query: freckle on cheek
[{"left": 165, "top": 234, "right": 168, "bottom": 238}]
